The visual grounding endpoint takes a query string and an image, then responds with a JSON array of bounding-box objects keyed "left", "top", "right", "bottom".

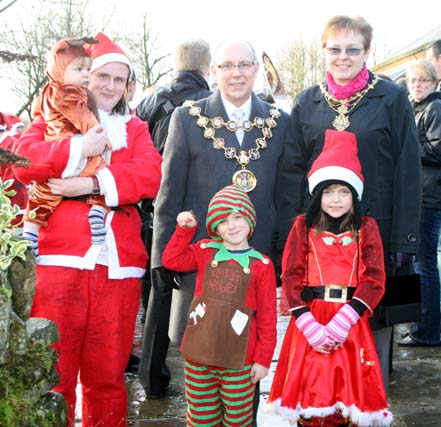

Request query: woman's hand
[
  {"left": 250, "top": 362, "right": 268, "bottom": 384},
  {"left": 82, "top": 124, "right": 110, "bottom": 157},
  {"left": 177, "top": 211, "right": 197, "bottom": 228},
  {"left": 47, "top": 176, "right": 93, "bottom": 197}
]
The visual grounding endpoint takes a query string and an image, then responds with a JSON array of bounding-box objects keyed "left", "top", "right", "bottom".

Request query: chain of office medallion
[{"left": 184, "top": 100, "right": 281, "bottom": 168}]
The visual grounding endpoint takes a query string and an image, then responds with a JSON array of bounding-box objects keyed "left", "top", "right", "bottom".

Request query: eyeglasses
[
  {"left": 325, "top": 47, "right": 365, "bottom": 56},
  {"left": 217, "top": 61, "right": 256, "bottom": 72},
  {"left": 408, "top": 78, "right": 435, "bottom": 85}
]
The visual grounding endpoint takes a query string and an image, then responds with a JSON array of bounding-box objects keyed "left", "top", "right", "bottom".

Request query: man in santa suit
[{"left": 13, "top": 33, "right": 162, "bottom": 427}]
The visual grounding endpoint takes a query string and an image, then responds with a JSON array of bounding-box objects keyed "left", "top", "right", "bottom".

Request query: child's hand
[
  {"left": 250, "top": 362, "right": 268, "bottom": 384},
  {"left": 177, "top": 211, "right": 197, "bottom": 228}
]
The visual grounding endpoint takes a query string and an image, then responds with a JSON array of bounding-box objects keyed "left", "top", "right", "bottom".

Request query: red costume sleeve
[
  {"left": 252, "top": 259, "right": 277, "bottom": 368},
  {"left": 353, "top": 216, "right": 386, "bottom": 313},
  {"left": 105, "top": 118, "right": 162, "bottom": 205},
  {"left": 280, "top": 215, "right": 308, "bottom": 314},
  {"left": 12, "top": 115, "right": 70, "bottom": 183},
  {"left": 162, "top": 224, "right": 199, "bottom": 272}
]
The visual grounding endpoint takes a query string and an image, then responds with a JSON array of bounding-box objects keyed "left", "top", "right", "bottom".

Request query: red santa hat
[
  {"left": 307, "top": 129, "right": 364, "bottom": 200},
  {"left": 88, "top": 32, "right": 133, "bottom": 75}
]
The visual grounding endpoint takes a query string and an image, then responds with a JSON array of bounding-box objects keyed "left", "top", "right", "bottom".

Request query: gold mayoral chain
[
  {"left": 319, "top": 75, "right": 379, "bottom": 131},
  {"left": 184, "top": 100, "right": 281, "bottom": 192}
]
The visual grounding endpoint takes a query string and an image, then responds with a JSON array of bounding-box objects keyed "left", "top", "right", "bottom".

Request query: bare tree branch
[
  {"left": 277, "top": 37, "right": 326, "bottom": 100},
  {"left": 121, "top": 13, "right": 172, "bottom": 91},
  {"left": 0, "top": 0, "right": 19, "bottom": 14}
]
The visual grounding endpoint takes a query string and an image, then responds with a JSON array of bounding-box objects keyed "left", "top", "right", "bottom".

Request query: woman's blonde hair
[
  {"left": 321, "top": 15, "right": 373, "bottom": 50},
  {"left": 406, "top": 59, "right": 438, "bottom": 83}
]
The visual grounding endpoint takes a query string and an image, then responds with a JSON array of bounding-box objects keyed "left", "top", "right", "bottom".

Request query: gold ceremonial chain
[
  {"left": 184, "top": 100, "right": 281, "bottom": 192},
  {"left": 319, "top": 75, "right": 379, "bottom": 131}
]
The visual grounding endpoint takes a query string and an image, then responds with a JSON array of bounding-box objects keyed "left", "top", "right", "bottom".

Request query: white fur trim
[
  {"left": 98, "top": 110, "right": 129, "bottom": 152},
  {"left": 265, "top": 398, "right": 393, "bottom": 427},
  {"left": 38, "top": 211, "right": 145, "bottom": 279},
  {"left": 308, "top": 165, "right": 363, "bottom": 200},
  {"left": 97, "top": 167, "right": 118, "bottom": 207},
  {"left": 82, "top": 244, "right": 104, "bottom": 269},
  {"left": 105, "top": 211, "right": 145, "bottom": 279},
  {"left": 37, "top": 254, "right": 144, "bottom": 279},
  {"left": 91, "top": 53, "right": 132, "bottom": 74},
  {"left": 62, "top": 135, "right": 87, "bottom": 178}
]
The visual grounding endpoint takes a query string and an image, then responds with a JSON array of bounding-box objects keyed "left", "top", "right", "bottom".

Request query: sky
[{"left": 1, "top": 0, "right": 441, "bottom": 115}]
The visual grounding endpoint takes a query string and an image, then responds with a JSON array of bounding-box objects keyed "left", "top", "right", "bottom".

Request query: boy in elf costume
[{"left": 162, "top": 185, "right": 277, "bottom": 427}]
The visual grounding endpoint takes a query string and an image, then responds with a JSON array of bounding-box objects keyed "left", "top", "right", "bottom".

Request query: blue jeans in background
[{"left": 411, "top": 207, "right": 441, "bottom": 345}]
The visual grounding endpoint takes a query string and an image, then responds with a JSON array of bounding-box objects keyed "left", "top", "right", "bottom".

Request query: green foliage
[
  {"left": 0, "top": 343, "right": 57, "bottom": 427},
  {"left": 0, "top": 178, "right": 29, "bottom": 271}
]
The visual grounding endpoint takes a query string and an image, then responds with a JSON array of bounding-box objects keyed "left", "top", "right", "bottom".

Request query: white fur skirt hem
[{"left": 265, "top": 398, "right": 393, "bottom": 427}]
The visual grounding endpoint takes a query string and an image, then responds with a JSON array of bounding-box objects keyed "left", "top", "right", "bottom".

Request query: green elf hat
[{"left": 206, "top": 185, "right": 257, "bottom": 240}]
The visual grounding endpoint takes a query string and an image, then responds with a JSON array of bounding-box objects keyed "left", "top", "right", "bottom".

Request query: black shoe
[
  {"left": 396, "top": 336, "right": 440, "bottom": 347},
  {"left": 125, "top": 353, "right": 140, "bottom": 373},
  {"left": 144, "top": 385, "right": 170, "bottom": 400},
  {"left": 397, "top": 326, "right": 409, "bottom": 339}
]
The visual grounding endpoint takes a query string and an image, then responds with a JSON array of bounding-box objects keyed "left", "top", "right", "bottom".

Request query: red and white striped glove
[
  {"left": 325, "top": 304, "right": 360, "bottom": 347},
  {"left": 295, "top": 311, "right": 334, "bottom": 353}
]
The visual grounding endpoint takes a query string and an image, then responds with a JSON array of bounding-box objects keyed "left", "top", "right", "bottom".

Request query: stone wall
[{"left": 0, "top": 250, "right": 67, "bottom": 426}]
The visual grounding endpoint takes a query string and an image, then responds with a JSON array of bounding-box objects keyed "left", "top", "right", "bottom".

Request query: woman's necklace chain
[
  {"left": 184, "top": 100, "right": 281, "bottom": 192},
  {"left": 319, "top": 75, "right": 379, "bottom": 131}
]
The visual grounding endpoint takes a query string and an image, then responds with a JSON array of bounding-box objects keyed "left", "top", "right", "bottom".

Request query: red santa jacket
[
  {"left": 163, "top": 225, "right": 277, "bottom": 368},
  {"left": 12, "top": 113, "right": 161, "bottom": 278}
]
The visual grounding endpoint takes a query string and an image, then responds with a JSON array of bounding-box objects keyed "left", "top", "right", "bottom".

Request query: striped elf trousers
[{"left": 184, "top": 359, "right": 256, "bottom": 427}]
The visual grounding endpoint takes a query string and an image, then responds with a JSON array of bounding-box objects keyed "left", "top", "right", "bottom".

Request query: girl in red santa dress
[{"left": 267, "top": 129, "right": 393, "bottom": 427}]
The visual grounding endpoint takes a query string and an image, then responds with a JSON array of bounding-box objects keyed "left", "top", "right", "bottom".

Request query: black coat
[
  {"left": 412, "top": 91, "right": 441, "bottom": 209},
  {"left": 136, "top": 71, "right": 211, "bottom": 154},
  {"left": 277, "top": 73, "right": 422, "bottom": 257}
]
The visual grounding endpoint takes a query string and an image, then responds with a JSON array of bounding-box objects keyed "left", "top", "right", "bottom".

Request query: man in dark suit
[
  {"left": 151, "top": 40, "right": 289, "bottom": 425},
  {"left": 136, "top": 38, "right": 212, "bottom": 399}
]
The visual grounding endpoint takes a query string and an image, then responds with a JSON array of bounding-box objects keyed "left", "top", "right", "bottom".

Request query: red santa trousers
[{"left": 31, "top": 264, "right": 141, "bottom": 427}]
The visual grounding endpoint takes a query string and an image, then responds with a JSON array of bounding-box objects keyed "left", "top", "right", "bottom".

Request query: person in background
[
  {"left": 136, "top": 38, "right": 212, "bottom": 399},
  {"left": 0, "top": 112, "right": 28, "bottom": 226},
  {"left": 397, "top": 59, "right": 441, "bottom": 347},
  {"left": 426, "top": 40, "right": 441, "bottom": 89},
  {"left": 13, "top": 32, "right": 162, "bottom": 427},
  {"left": 163, "top": 185, "right": 277, "bottom": 427},
  {"left": 276, "top": 15, "right": 421, "bottom": 391},
  {"left": 267, "top": 130, "right": 392, "bottom": 427},
  {"left": 151, "top": 39, "right": 289, "bottom": 425}
]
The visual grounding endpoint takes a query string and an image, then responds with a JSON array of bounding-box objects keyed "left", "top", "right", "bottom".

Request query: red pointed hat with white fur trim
[
  {"left": 88, "top": 32, "right": 133, "bottom": 75},
  {"left": 307, "top": 129, "right": 364, "bottom": 200}
]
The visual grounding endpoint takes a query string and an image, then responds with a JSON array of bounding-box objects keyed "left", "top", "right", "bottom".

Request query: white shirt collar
[{"left": 221, "top": 96, "right": 252, "bottom": 121}]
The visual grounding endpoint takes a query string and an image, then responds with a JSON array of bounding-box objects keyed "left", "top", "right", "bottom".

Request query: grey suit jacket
[{"left": 151, "top": 90, "right": 289, "bottom": 268}]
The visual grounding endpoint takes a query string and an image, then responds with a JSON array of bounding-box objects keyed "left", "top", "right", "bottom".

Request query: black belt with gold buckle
[{"left": 310, "top": 285, "right": 355, "bottom": 303}]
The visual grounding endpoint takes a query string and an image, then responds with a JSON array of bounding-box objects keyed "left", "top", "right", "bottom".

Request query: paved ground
[
  {"left": 124, "top": 320, "right": 441, "bottom": 426},
  {"left": 75, "top": 293, "right": 441, "bottom": 426}
]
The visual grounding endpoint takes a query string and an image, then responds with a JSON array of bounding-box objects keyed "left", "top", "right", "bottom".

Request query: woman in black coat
[
  {"left": 277, "top": 15, "right": 422, "bottom": 390},
  {"left": 398, "top": 59, "right": 441, "bottom": 347}
]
